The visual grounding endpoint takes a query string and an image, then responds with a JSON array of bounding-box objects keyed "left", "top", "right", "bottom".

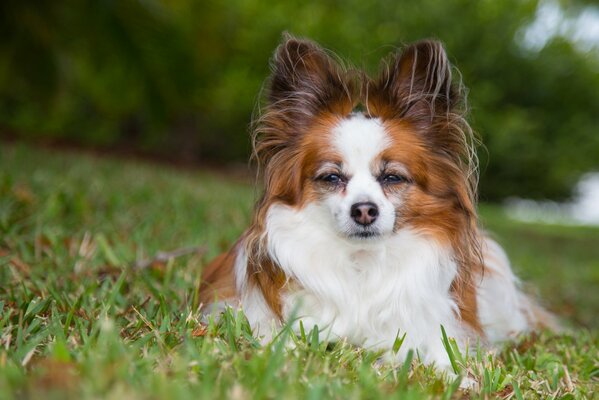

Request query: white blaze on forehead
[
  {"left": 332, "top": 115, "right": 390, "bottom": 174},
  {"left": 324, "top": 114, "right": 397, "bottom": 236}
]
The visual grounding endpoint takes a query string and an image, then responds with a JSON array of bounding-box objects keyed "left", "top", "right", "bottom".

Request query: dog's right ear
[{"left": 268, "top": 33, "right": 354, "bottom": 122}]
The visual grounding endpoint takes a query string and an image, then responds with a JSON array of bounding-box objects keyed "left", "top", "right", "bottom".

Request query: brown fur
[
  {"left": 247, "top": 256, "right": 289, "bottom": 319},
  {"left": 199, "top": 248, "right": 238, "bottom": 306}
]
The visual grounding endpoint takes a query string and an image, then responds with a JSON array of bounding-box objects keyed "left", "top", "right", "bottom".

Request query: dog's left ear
[{"left": 367, "top": 40, "right": 461, "bottom": 122}]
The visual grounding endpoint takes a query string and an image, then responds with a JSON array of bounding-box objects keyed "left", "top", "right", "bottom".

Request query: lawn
[{"left": 1, "top": 142, "right": 597, "bottom": 399}]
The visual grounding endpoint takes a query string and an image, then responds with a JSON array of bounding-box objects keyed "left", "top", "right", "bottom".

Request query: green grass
[{"left": 1, "top": 142, "right": 597, "bottom": 399}]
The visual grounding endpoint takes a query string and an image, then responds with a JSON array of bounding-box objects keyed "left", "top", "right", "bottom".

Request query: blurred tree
[{"left": 0, "top": 0, "right": 597, "bottom": 200}]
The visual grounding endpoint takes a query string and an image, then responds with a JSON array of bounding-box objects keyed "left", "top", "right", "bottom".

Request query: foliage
[
  {"left": 1, "top": 143, "right": 598, "bottom": 398},
  {"left": 0, "top": 0, "right": 599, "bottom": 200},
  {"left": 1, "top": 1, "right": 598, "bottom": 200}
]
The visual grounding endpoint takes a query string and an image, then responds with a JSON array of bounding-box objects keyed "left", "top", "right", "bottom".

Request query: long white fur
[
  {"left": 231, "top": 114, "right": 537, "bottom": 369},
  {"left": 476, "top": 238, "right": 536, "bottom": 342},
  {"left": 267, "top": 203, "right": 465, "bottom": 367}
]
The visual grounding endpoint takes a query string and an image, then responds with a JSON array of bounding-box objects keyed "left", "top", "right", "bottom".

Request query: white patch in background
[
  {"left": 520, "top": 0, "right": 599, "bottom": 52},
  {"left": 504, "top": 172, "right": 599, "bottom": 226},
  {"left": 571, "top": 173, "right": 599, "bottom": 223}
]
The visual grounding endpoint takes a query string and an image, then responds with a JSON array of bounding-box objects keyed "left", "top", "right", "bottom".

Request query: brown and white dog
[{"left": 200, "top": 34, "right": 555, "bottom": 370}]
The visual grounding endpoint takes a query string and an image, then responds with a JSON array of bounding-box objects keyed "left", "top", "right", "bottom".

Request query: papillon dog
[{"left": 200, "top": 34, "right": 555, "bottom": 371}]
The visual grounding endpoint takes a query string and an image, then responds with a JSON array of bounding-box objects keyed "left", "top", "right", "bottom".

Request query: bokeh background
[{"left": 1, "top": 0, "right": 598, "bottom": 202}]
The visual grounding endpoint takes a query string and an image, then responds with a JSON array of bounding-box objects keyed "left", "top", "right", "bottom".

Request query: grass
[{"left": 1, "top": 142, "right": 597, "bottom": 399}]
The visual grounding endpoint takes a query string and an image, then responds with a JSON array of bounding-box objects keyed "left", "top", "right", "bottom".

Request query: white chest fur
[{"left": 259, "top": 203, "right": 468, "bottom": 365}]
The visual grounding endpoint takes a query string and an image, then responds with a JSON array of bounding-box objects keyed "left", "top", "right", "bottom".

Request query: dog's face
[
  {"left": 306, "top": 116, "right": 399, "bottom": 239},
  {"left": 253, "top": 35, "right": 478, "bottom": 247},
  {"left": 300, "top": 115, "right": 412, "bottom": 240}
]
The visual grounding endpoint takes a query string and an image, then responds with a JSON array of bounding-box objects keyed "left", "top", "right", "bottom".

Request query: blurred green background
[{"left": 1, "top": 0, "right": 597, "bottom": 201}]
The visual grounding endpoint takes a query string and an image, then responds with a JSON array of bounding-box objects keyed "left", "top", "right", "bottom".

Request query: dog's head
[{"left": 251, "top": 34, "right": 479, "bottom": 259}]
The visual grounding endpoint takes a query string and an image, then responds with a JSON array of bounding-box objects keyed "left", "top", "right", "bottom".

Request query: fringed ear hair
[
  {"left": 267, "top": 33, "right": 356, "bottom": 127},
  {"left": 366, "top": 40, "right": 461, "bottom": 123},
  {"left": 366, "top": 40, "right": 475, "bottom": 187}
]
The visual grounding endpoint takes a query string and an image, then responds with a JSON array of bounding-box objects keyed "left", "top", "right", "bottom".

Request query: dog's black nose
[{"left": 350, "top": 202, "right": 379, "bottom": 226}]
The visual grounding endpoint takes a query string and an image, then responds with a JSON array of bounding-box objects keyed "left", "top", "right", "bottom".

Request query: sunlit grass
[{"left": 1, "top": 143, "right": 597, "bottom": 399}]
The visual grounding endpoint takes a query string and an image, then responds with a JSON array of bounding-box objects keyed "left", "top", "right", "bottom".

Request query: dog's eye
[
  {"left": 320, "top": 173, "right": 342, "bottom": 184},
  {"left": 381, "top": 174, "right": 406, "bottom": 184}
]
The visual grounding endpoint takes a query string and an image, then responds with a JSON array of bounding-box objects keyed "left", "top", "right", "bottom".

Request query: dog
[{"left": 199, "top": 34, "right": 555, "bottom": 371}]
